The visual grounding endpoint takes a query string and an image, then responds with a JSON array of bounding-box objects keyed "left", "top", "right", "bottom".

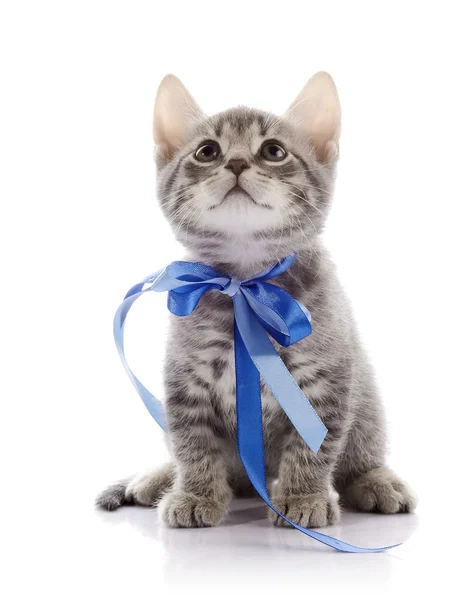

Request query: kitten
[{"left": 96, "top": 73, "right": 416, "bottom": 527}]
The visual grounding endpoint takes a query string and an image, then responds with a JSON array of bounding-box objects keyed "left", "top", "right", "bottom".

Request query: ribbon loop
[{"left": 113, "top": 254, "right": 399, "bottom": 553}]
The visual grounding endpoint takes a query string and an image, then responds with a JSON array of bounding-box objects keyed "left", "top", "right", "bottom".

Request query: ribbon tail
[
  {"left": 233, "top": 319, "right": 398, "bottom": 553},
  {"left": 113, "top": 292, "right": 167, "bottom": 431},
  {"left": 233, "top": 292, "right": 327, "bottom": 454}
]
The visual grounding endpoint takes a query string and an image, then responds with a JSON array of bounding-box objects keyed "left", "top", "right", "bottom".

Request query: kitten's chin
[
  {"left": 200, "top": 201, "right": 279, "bottom": 237},
  {"left": 172, "top": 197, "right": 303, "bottom": 275}
]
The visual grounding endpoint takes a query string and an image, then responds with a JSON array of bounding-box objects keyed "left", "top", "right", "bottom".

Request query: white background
[{"left": 1, "top": 1, "right": 448, "bottom": 598}]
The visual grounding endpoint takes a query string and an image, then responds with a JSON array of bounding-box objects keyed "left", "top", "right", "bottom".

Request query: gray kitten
[{"left": 97, "top": 73, "right": 417, "bottom": 528}]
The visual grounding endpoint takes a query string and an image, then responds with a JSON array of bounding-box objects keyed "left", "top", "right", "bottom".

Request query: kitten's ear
[
  {"left": 153, "top": 74, "right": 204, "bottom": 162},
  {"left": 288, "top": 72, "right": 341, "bottom": 162}
]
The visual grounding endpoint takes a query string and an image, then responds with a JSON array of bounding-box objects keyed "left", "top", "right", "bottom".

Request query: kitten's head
[{"left": 153, "top": 73, "right": 341, "bottom": 271}]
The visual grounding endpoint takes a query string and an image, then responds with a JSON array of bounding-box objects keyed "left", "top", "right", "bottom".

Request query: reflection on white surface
[{"left": 96, "top": 498, "right": 419, "bottom": 591}]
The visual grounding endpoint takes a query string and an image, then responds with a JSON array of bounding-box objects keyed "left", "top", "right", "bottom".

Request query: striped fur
[{"left": 97, "top": 77, "right": 416, "bottom": 528}]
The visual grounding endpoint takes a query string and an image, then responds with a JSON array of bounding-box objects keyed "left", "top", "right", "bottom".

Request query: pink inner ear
[
  {"left": 153, "top": 75, "right": 204, "bottom": 162},
  {"left": 154, "top": 141, "right": 173, "bottom": 164},
  {"left": 311, "top": 131, "right": 340, "bottom": 162},
  {"left": 288, "top": 73, "right": 341, "bottom": 162}
]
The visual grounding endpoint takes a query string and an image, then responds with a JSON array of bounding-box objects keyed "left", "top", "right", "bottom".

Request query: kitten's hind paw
[
  {"left": 125, "top": 463, "right": 175, "bottom": 508},
  {"left": 341, "top": 466, "right": 417, "bottom": 514}
]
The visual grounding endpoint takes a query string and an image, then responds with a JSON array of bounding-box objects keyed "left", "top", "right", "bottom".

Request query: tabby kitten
[{"left": 97, "top": 73, "right": 416, "bottom": 528}]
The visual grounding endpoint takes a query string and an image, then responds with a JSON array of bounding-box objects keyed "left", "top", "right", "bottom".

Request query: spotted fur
[{"left": 97, "top": 75, "right": 416, "bottom": 527}]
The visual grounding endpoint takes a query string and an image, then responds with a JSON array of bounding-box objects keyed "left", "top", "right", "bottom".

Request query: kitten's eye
[
  {"left": 261, "top": 141, "right": 287, "bottom": 162},
  {"left": 194, "top": 141, "right": 221, "bottom": 162}
]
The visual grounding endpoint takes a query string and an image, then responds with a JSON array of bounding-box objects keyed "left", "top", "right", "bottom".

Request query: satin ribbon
[{"left": 113, "top": 254, "right": 398, "bottom": 553}]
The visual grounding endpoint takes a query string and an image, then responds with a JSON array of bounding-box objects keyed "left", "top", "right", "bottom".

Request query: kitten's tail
[
  {"left": 95, "top": 479, "right": 131, "bottom": 511},
  {"left": 95, "top": 463, "right": 175, "bottom": 511}
]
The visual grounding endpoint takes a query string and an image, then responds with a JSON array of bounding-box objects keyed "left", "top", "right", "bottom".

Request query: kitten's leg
[
  {"left": 159, "top": 393, "right": 232, "bottom": 528},
  {"left": 268, "top": 423, "right": 343, "bottom": 528},
  {"left": 334, "top": 396, "right": 417, "bottom": 513},
  {"left": 96, "top": 463, "right": 175, "bottom": 511}
]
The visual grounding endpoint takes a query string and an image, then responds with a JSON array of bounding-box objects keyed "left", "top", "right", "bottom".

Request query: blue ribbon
[{"left": 113, "top": 254, "right": 398, "bottom": 553}]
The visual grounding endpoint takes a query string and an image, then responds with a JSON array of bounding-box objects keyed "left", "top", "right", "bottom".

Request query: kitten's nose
[{"left": 225, "top": 158, "right": 250, "bottom": 177}]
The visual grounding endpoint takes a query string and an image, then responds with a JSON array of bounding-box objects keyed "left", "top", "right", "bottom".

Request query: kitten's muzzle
[{"left": 224, "top": 184, "right": 255, "bottom": 204}]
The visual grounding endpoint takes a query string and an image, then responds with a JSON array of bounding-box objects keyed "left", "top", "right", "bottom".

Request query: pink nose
[{"left": 225, "top": 158, "right": 250, "bottom": 177}]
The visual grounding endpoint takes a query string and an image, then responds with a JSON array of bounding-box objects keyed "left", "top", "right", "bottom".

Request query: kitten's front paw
[
  {"left": 269, "top": 492, "right": 340, "bottom": 528},
  {"left": 159, "top": 490, "right": 228, "bottom": 528},
  {"left": 341, "top": 466, "right": 417, "bottom": 514}
]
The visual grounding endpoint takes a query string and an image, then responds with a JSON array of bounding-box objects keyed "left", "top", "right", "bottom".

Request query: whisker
[
  {"left": 158, "top": 183, "right": 194, "bottom": 202},
  {"left": 290, "top": 191, "right": 326, "bottom": 218}
]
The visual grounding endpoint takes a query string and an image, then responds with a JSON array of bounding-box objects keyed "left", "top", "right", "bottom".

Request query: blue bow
[{"left": 113, "top": 254, "right": 397, "bottom": 553}]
